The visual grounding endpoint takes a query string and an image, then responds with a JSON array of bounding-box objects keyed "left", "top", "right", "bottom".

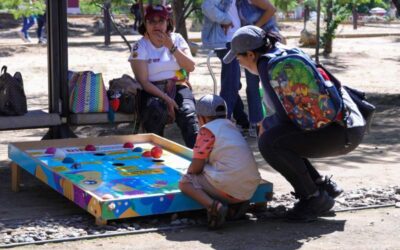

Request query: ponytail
[{"left": 263, "top": 31, "right": 282, "bottom": 49}]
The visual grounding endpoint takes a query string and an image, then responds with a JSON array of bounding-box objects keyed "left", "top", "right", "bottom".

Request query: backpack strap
[
  {"left": 1, "top": 66, "right": 7, "bottom": 75},
  {"left": 317, "top": 63, "right": 354, "bottom": 146}
]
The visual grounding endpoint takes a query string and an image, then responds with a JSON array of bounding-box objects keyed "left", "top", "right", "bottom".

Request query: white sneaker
[
  {"left": 18, "top": 31, "right": 31, "bottom": 43},
  {"left": 248, "top": 123, "right": 258, "bottom": 138},
  {"left": 38, "top": 38, "right": 47, "bottom": 44}
]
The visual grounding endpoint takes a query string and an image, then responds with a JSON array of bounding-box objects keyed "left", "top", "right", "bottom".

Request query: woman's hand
[
  {"left": 164, "top": 94, "right": 178, "bottom": 123},
  {"left": 155, "top": 31, "right": 174, "bottom": 50},
  {"left": 221, "top": 23, "right": 233, "bottom": 35}
]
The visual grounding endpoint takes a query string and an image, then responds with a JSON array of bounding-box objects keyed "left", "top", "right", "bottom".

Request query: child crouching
[{"left": 179, "top": 94, "right": 261, "bottom": 229}]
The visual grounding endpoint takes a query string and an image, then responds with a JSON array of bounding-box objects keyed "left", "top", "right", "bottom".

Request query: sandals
[
  {"left": 207, "top": 200, "right": 228, "bottom": 230},
  {"left": 227, "top": 200, "right": 250, "bottom": 220}
]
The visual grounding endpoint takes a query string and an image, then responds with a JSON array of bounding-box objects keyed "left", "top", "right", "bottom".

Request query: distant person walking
[
  {"left": 18, "top": 0, "right": 46, "bottom": 44},
  {"left": 36, "top": 12, "right": 46, "bottom": 44},
  {"left": 130, "top": 0, "right": 142, "bottom": 32},
  {"left": 19, "top": 15, "right": 35, "bottom": 43}
]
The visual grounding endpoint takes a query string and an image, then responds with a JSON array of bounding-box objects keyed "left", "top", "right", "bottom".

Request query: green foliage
[
  {"left": 319, "top": 0, "right": 388, "bottom": 53},
  {"left": 321, "top": 2, "right": 350, "bottom": 51},
  {"left": 336, "top": 0, "right": 387, "bottom": 13},
  {"left": 272, "top": 0, "right": 298, "bottom": 13},
  {"left": 303, "top": 0, "right": 317, "bottom": 11},
  {"left": 188, "top": 0, "right": 204, "bottom": 23},
  {"left": 1, "top": 0, "right": 45, "bottom": 19},
  {"left": 80, "top": 0, "right": 133, "bottom": 15}
]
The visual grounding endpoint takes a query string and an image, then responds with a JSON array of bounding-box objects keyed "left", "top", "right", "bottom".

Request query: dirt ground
[{"left": 1, "top": 20, "right": 400, "bottom": 249}]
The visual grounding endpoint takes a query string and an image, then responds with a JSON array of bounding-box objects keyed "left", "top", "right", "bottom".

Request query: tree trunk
[
  {"left": 304, "top": 5, "right": 310, "bottom": 30},
  {"left": 172, "top": 0, "right": 188, "bottom": 41},
  {"left": 323, "top": 0, "right": 333, "bottom": 55},
  {"left": 352, "top": 4, "right": 358, "bottom": 30},
  {"left": 393, "top": 0, "right": 400, "bottom": 16}
]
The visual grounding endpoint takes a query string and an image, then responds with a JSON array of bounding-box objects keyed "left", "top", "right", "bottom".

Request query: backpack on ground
[
  {"left": 0, "top": 66, "right": 28, "bottom": 116},
  {"left": 264, "top": 48, "right": 343, "bottom": 130}
]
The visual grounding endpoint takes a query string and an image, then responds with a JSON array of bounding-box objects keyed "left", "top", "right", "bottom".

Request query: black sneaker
[
  {"left": 319, "top": 176, "right": 343, "bottom": 198},
  {"left": 285, "top": 190, "right": 335, "bottom": 221}
]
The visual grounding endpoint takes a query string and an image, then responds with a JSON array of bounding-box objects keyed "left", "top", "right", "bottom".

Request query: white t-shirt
[
  {"left": 128, "top": 33, "right": 191, "bottom": 82},
  {"left": 226, "top": 0, "right": 241, "bottom": 42}
]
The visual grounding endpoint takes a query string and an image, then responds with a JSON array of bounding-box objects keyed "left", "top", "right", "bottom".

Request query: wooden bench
[
  {"left": 0, "top": 110, "right": 61, "bottom": 131},
  {"left": 68, "top": 112, "right": 138, "bottom": 125},
  {"left": 1, "top": 110, "right": 61, "bottom": 192}
]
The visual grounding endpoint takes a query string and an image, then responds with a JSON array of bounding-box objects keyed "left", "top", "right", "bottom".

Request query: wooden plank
[
  {"left": 95, "top": 217, "right": 108, "bottom": 226},
  {"left": 0, "top": 110, "right": 61, "bottom": 131},
  {"left": 9, "top": 134, "right": 184, "bottom": 151},
  {"left": 10, "top": 162, "right": 21, "bottom": 192},
  {"left": 69, "top": 113, "right": 137, "bottom": 125}
]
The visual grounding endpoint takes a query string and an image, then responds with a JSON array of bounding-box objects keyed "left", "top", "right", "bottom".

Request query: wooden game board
[{"left": 8, "top": 134, "right": 273, "bottom": 225}]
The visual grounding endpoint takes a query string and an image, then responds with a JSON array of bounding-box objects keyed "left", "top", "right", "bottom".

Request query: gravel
[{"left": 0, "top": 186, "right": 398, "bottom": 246}]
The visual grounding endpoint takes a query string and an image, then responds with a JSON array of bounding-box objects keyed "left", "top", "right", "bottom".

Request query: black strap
[
  {"left": 317, "top": 63, "right": 352, "bottom": 146},
  {"left": 1, "top": 66, "right": 7, "bottom": 75}
]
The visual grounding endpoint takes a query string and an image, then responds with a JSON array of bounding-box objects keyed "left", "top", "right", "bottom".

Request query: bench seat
[
  {"left": 69, "top": 112, "right": 138, "bottom": 126},
  {"left": 0, "top": 110, "right": 61, "bottom": 131}
]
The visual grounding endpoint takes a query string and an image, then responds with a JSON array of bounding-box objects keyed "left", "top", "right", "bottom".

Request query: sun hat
[{"left": 145, "top": 4, "right": 169, "bottom": 20}]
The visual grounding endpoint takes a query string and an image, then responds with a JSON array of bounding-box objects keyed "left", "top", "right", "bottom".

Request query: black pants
[
  {"left": 258, "top": 122, "right": 365, "bottom": 198},
  {"left": 141, "top": 85, "right": 199, "bottom": 148}
]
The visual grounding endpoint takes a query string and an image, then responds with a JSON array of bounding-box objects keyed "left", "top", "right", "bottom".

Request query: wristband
[{"left": 169, "top": 45, "right": 177, "bottom": 54}]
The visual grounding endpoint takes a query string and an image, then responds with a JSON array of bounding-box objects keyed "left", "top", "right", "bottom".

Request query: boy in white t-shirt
[{"left": 179, "top": 94, "right": 261, "bottom": 229}]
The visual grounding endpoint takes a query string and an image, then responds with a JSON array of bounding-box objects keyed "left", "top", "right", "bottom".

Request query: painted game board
[{"left": 8, "top": 134, "right": 273, "bottom": 224}]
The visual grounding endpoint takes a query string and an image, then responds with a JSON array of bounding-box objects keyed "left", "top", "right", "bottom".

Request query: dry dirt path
[{"left": 9, "top": 207, "right": 400, "bottom": 250}]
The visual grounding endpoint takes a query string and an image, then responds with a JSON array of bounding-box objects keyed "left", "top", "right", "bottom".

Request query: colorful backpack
[{"left": 264, "top": 48, "right": 343, "bottom": 130}]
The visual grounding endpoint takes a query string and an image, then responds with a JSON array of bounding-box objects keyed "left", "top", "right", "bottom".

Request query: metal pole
[
  {"left": 46, "top": 0, "right": 60, "bottom": 115},
  {"left": 104, "top": 1, "right": 111, "bottom": 46},
  {"left": 206, "top": 50, "right": 218, "bottom": 95},
  {"left": 315, "top": 0, "right": 321, "bottom": 64},
  {"left": 44, "top": 0, "right": 75, "bottom": 139}
]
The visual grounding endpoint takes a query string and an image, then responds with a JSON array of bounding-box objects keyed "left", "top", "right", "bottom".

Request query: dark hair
[
  {"left": 137, "top": 18, "right": 174, "bottom": 35},
  {"left": 238, "top": 30, "right": 282, "bottom": 56}
]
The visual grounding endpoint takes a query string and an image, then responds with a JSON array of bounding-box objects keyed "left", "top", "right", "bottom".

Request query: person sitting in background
[
  {"left": 129, "top": 4, "right": 199, "bottom": 148},
  {"left": 179, "top": 94, "right": 261, "bottom": 229}
]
